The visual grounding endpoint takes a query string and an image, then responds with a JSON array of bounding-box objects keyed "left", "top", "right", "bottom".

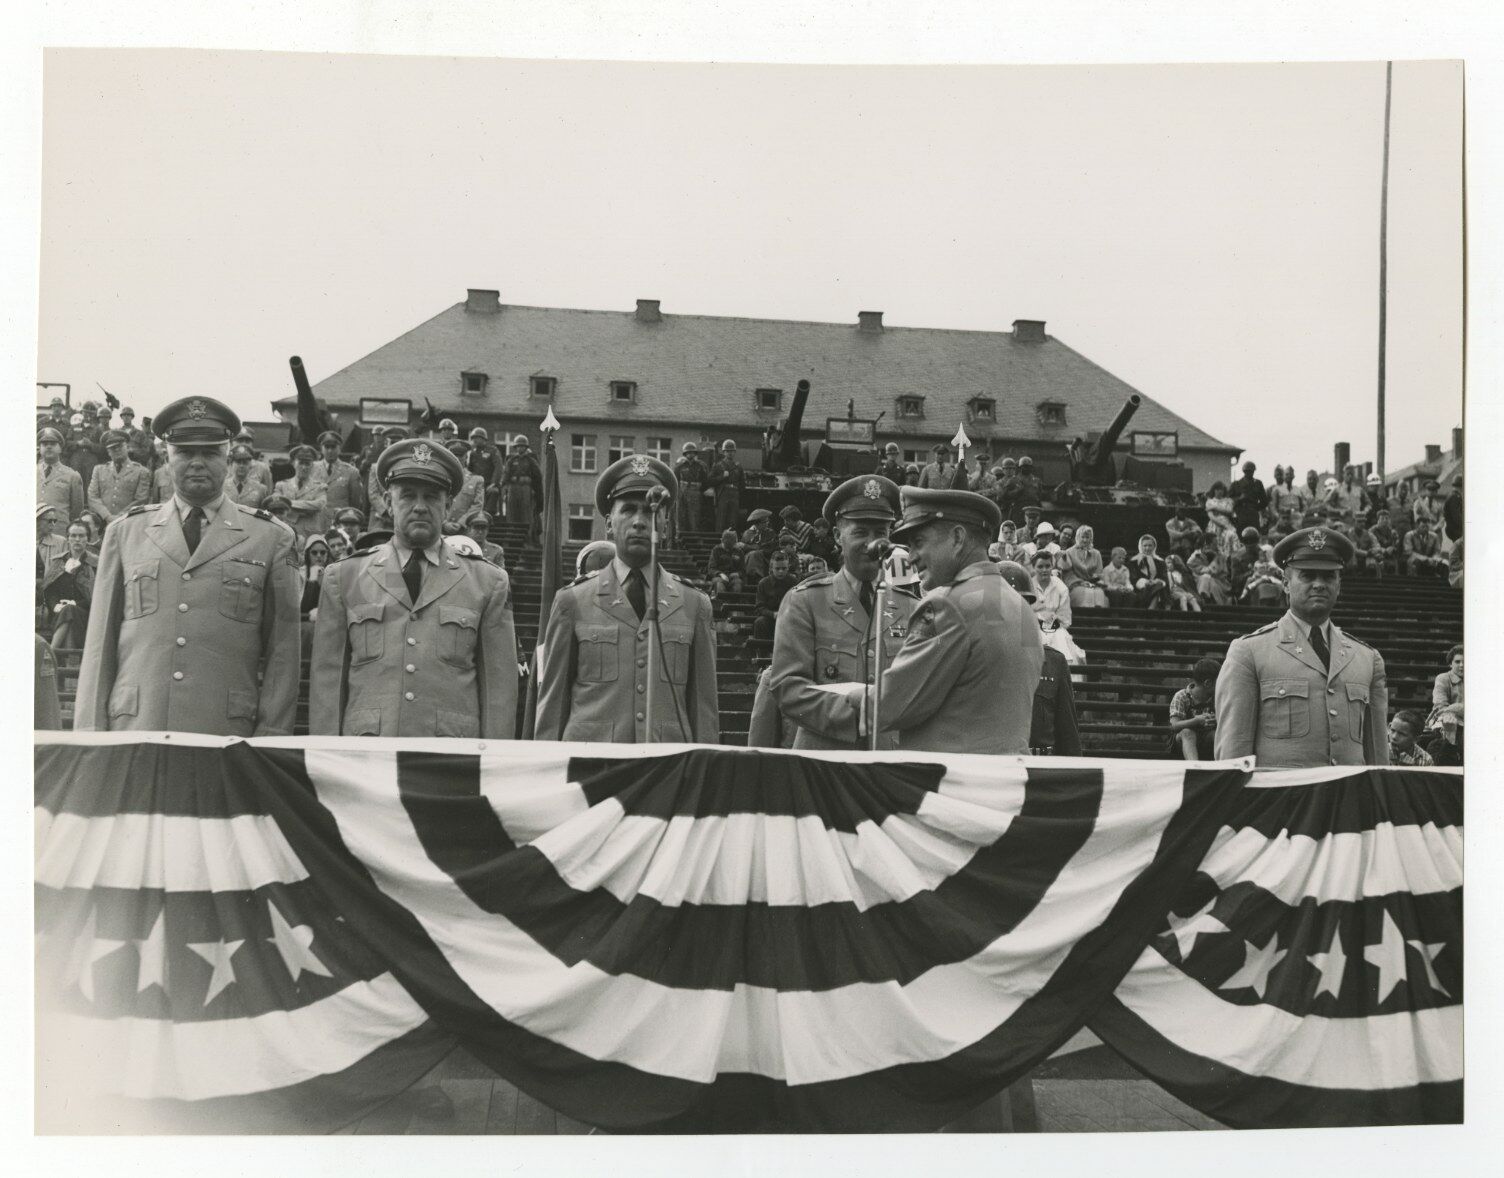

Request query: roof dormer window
[
  {"left": 610, "top": 380, "right": 638, "bottom": 404},
  {"left": 969, "top": 397, "right": 996, "bottom": 422},
  {"left": 755, "top": 387, "right": 783, "bottom": 412},
  {"left": 1036, "top": 400, "right": 1067, "bottom": 427},
  {"left": 896, "top": 395, "right": 925, "bottom": 419},
  {"left": 461, "top": 370, "right": 489, "bottom": 396}
]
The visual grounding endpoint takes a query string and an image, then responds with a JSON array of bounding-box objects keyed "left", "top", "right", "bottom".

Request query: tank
[{"left": 743, "top": 378, "right": 835, "bottom": 523}]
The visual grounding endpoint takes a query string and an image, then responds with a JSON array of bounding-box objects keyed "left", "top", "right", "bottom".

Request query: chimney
[
  {"left": 1012, "top": 319, "right": 1046, "bottom": 343},
  {"left": 1363, "top": 461, "right": 1373, "bottom": 478},
  {"left": 635, "top": 299, "right": 662, "bottom": 324},
  {"left": 465, "top": 289, "right": 501, "bottom": 314},
  {"left": 1424, "top": 443, "right": 1442, "bottom": 464},
  {"left": 857, "top": 311, "right": 884, "bottom": 333},
  {"left": 1452, "top": 427, "right": 1463, "bottom": 457},
  {"left": 1333, "top": 442, "right": 1350, "bottom": 474}
]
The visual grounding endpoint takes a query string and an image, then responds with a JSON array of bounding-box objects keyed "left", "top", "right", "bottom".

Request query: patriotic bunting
[{"left": 34, "top": 735, "right": 1462, "bottom": 1133}]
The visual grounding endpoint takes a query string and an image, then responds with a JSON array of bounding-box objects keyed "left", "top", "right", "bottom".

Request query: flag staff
[
  {"left": 950, "top": 422, "right": 972, "bottom": 490},
  {"left": 522, "top": 404, "right": 563, "bottom": 738},
  {"left": 1377, "top": 60, "right": 1393, "bottom": 481}
]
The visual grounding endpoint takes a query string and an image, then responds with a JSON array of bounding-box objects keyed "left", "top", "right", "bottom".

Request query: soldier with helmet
[
  {"left": 309, "top": 438, "right": 518, "bottom": 738},
  {"left": 73, "top": 396, "right": 302, "bottom": 735},
  {"left": 36, "top": 426, "right": 85, "bottom": 535},
  {"left": 535, "top": 455, "right": 719, "bottom": 744},
  {"left": 118, "top": 406, "right": 156, "bottom": 470},
  {"left": 707, "top": 438, "right": 745, "bottom": 534},
  {"left": 501, "top": 436, "right": 544, "bottom": 545},
  {"left": 1215, "top": 526, "right": 1388, "bottom": 767},
  {"left": 875, "top": 442, "right": 906, "bottom": 485},
  {"left": 673, "top": 441, "right": 708, "bottom": 539},
  {"left": 767, "top": 474, "right": 917, "bottom": 750},
  {"left": 466, "top": 426, "right": 503, "bottom": 512}
]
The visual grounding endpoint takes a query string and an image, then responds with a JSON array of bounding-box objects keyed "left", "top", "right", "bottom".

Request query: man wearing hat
[
  {"left": 313, "top": 430, "right": 366, "bottom": 518},
  {"left": 875, "top": 442, "right": 906, "bottom": 485},
  {"left": 460, "top": 510, "right": 506, "bottom": 566},
  {"left": 707, "top": 439, "right": 745, "bottom": 535},
  {"left": 918, "top": 443, "right": 955, "bottom": 490},
  {"left": 443, "top": 440, "right": 488, "bottom": 523},
  {"left": 1013, "top": 456, "right": 1043, "bottom": 511},
  {"left": 767, "top": 475, "right": 917, "bottom": 750},
  {"left": 73, "top": 396, "right": 301, "bottom": 736},
  {"left": 673, "top": 441, "right": 708, "bottom": 540},
  {"left": 309, "top": 438, "right": 518, "bottom": 738},
  {"left": 815, "top": 487, "right": 1043, "bottom": 754},
  {"left": 273, "top": 445, "right": 329, "bottom": 542},
  {"left": 64, "top": 404, "right": 106, "bottom": 489},
  {"left": 364, "top": 426, "right": 402, "bottom": 530},
  {"left": 36, "top": 427, "right": 85, "bottom": 536},
  {"left": 1215, "top": 526, "right": 1388, "bottom": 767},
  {"left": 86, "top": 429, "right": 152, "bottom": 524},
  {"left": 536, "top": 455, "right": 719, "bottom": 744},
  {"left": 1230, "top": 460, "right": 1269, "bottom": 533},
  {"left": 231, "top": 428, "right": 275, "bottom": 489},
  {"left": 500, "top": 436, "right": 543, "bottom": 545},
  {"left": 224, "top": 444, "right": 271, "bottom": 508},
  {"left": 118, "top": 407, "right": 155, "bottom": 470},
  {"left": 466, "top": 427, "right": 503, "bottom": 513},
  {"left": 996, "top": 561, "right": 1081, "bottom": 756}
]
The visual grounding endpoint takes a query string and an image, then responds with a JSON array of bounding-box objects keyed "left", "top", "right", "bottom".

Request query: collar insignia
[
  {"left": 187, "top": 399, "right": 208, "bottom": 420},
  {"left": 412, "top": 443, "right": 433, "bottom": 464},
  {"left": 1309, "top": 529, "right": 1326, "bottom": 550},
  {"left": 862, "top": 478, "right": 882, "bottom": 499},
  {"left": 630, "top": 455, "right": 652, "bottom": 476}
]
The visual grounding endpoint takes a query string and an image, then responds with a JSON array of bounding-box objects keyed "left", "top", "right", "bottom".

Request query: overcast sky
[{"left": 37, "top": 51, "right": 1462, "bottom": 480}]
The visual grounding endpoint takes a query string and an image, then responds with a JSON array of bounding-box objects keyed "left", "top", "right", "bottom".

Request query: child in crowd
[
  {"left": 751, "top": 550, "right": 799, "bottom": 642},
  {"left": 1166, "top": 554, "right": 1202, "bottom": 612},
  {"left": 1101, "top": 547, "right": 1134, "bottom": 607},
  {"left": 704, "top": 528, "right": 746, "bottom": 596},
  {"left": 1168, "top": 657, "right": 1220, "bottom": 760},
  {"left": 1388, "top": 709, "right": 1434, "bottom": 767},
  {"left": 1242, "top": 544, "right": 1286, "bottom": 607}
]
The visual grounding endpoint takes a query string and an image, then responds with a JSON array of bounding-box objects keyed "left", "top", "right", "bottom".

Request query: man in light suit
[
  {"left": 1216, "top": 526, "right": 1388, "bottom": 767},
  {"left": 536, "top": 455, "right": 719, "bottom": 744},
  {"left": 309, "top": 438, "right": 518, "bottom": 738},
  {"left": 73, "top": 396, "right": 301, "bottom": 735},
  {"left": 86, "top": 430, "right": 152, "bottom": 524},
  {"left": 768, "top": 474, "right": 916, "bottom": 750},
  {"left": 817, "top": 488, "right": 1043, "bottom": 754}
]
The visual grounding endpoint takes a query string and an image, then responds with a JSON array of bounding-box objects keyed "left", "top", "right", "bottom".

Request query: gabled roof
[{"left": 291, "top": 301, "right": 1237, "bottom": 452}]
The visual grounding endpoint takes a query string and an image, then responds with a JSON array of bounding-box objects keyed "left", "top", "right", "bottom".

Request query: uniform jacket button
[
  {"left": 404, "top": 691, "right": 415, "bottom": 701},
  {"left": 407, "top": 637, "right": 417, "bottom": 646},
  {"left": 1329, "top": 709, "right": 1337, "bottom": 717},
  {"left": 406, "top": 664, "right": 416, "bottom": 673},
  {"left": 636, "top": 712, "right": 645, "bottom": 721},
  {"left": 176, "top": 637, "right": 186, "bottom": 646},
  {"left": 181, "top": 572, "right": 191, "bottom": 581},
  {"left": 637, "top": 684, "right": 645, "bottom": 693},
  {"left": 178, "top": 603, "right": 188, "bottom": 612},
  {"left": 172, "top": 671, "right": 183, "bottom": 680}
]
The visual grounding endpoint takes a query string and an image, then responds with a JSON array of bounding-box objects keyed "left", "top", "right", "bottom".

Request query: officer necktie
[
  {"left": 403, "top": 551, "right": 425, "bottom": 604},
  {"left": 183, "top": 506, "right": 205, "bottom": 556},
  {"left": 626, "top": 568, "right": 647, "bottom": 621},
  {"left": 1309, "top": 621, "right": 1331, "bottom": 673},
  {"left": 859, "top": 580, "right": 876, "bottom": 617}
]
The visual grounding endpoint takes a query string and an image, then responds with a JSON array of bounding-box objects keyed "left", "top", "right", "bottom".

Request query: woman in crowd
[
  {"left": 76, "top": 509, "right": 106, "bottom": 555},
  {"left": 1061, "top": 524, "right": 1108, "bottom": 609},
  {"left": 1166, "top": 554, "right": 1201, "bottom": 612},
  {"left": 1241, "top": 543, "right": 1286, "bottom": 607},
  {"left": 324, "top": 529, "right": 349, "bottom": 562},
  {"left": 1031, "top": 551, "right": 1086, "bottom": 665},
  {"left": 1202, "top": 481, "right": 1237, "bottom": 555},
  {"left": 1129, "top": 534, "right": 1171, "bottom": 609},
  {"left": 1053, "top": 523, "right": 1077, "bottom": 563},
  {"left": 1427, "top": 644, "right": 1463, "bottom": 732},
  {"left": 990, "top": 520, "right": 1029, "bottom": 565},
  {"left": 299, "top": 534, "right": 331, "bottom": 622},
  {"left": 41, "top": 520, "right": 97, "bottom": 649}
]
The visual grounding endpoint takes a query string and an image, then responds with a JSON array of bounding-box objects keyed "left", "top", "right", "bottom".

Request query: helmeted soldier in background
[
  {"left": 708, "top": 439, "right": 745, "bottom": 534},
  {"left": 73, "top": 396, "right": 301, "bottom": 735},
  {"left": 501, "top": 436, "right": 544, "bottom": 545},
  {"left": 232, "top": 427, "right": 275, "bottom": 489},
  {"left": 466, "top": 427, "right": 503, "bottom": 513},
  {"left": 118, "top": 407, "right": 156, "bottom": 470},
  {"left": 673, "top": 441, "right": 708, "bottom": 540},
  {"left": 536, "top": 455, "right": 719, "bottom": 744},
  {"left": 309, "top": 438, "right": 518, "bottom": 738},
  {"left": 443, "top": 439, "right": 488, "bottom": 523},
  {"left": 875, "top": 442, "right": 906, "bottom": 485}
]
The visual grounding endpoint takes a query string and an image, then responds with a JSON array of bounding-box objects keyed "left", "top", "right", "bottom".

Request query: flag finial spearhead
[
  {"left": 540, "top": 406, "right": 562, "bottom": 434},
  {"left": 951, "top": 423, "right": 971, "bottom": 451}
]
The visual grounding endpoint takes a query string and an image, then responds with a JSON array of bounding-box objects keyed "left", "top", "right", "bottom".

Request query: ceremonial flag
[{"left": 522, "top": 426, "right": 562, "bottom": 738}]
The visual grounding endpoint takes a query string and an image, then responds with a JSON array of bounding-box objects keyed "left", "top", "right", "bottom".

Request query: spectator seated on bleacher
[
  {"left": 989, "top": 520, "right": 1029, "bottom": 564},
  {"left": 1202, "top": 482, "right": 1238, "bottom": 555},
  {"left": 1266, "top": 506, "right": 1298, "bottom": 548},
  {"left": 1166, "top": 554, "right": 1202, "bottom": 612},
  {"left": 704, "top": 529, "right": 746, "bottom": 596},
  {"left": 1101, "top": 547, "right": 1134, "bottom": 607},
  {"left": 1426, "top": 644, "right": 1463, "bottom": 733},
  {"left": 751, "top": 550, "right": 799, "bottom": 642},
  {"left": 1061, "top": 524, "right": 1109, "bottom": 609},
  {"left": 1130, "top": 534, "right": 1171, "bottom": 609},
  {"left": 1031, "top": 551, "right": 1086, "bottom": 665},
  {"left": 1363, "top": 472, "right": 1387, "bottom": 525},
  {"left": 1164, "top": 505, "right": 1202, "bottom": 558},
  {"left": 1228, "top": 527, "right": 1264, "bottom": 596},
  {"left": 1368, "top": 509, "right": 1400, "bottom": 574},
  {"left": 1349, "top": 519, "right": 1381, "bottom": 577},
  {"left": 1240, "top": 544, "right": 1286, "bottom": 608},
  {"left": 77, "top": 509, "right": 106, "bottom": 555},
  {"left": 1403, "top": 517, "right": 1446, "bottom": 577},
  {"left": 1167, "top": 657, "right": 1221, "bottom": 760},
  {"left": 40, "top": 520, "right": 97, "bottom": 650},
  {"left": 1023, "top": 519, "right": 1061, "bottom": 563},
  {"left": 742, "top": 508, "right": 776, "bottom": 554},
  {"left": 1054, "top": 524, "right": 1077, "bottom": 561},
  {"left": 1387, "top": 709, "right": 1434, "bottom": 767},
  {"left": 1188, "top": 535, "right": 1232, "bottom": 605},
  {"left": 804, "top": 516, "right": 839, "bottom": 571},
  {"left": 1412, "top": 479, "right": 1446, "bottom": 530},
  {"left": 778, "top": 505, "right": 813, "bottom": 550}
]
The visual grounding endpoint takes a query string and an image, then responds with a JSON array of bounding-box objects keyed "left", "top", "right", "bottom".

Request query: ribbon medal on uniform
[
  {"left": 630, "top": 455, "right": 652, "bottom": 476},
  {"left": 413, "top": 443, "right": 433, "bottom": 464},
  {"left": 863, "top": 479, "right": 882, "bottom": 499},
  {"left": 1309, "top": 529, "right": 1326, "bottom": 550}
]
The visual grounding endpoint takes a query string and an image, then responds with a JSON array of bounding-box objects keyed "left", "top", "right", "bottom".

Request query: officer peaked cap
[
  {"left": 823, "top": 474, "right": 901, "bottom": 525},
  {"left": 376, "top": 438, "right": 466, "bottom": 495},
  {"left": 1272, "top": 526, "right": 1352, "bottom": 570},
  {"left": 595, "top": 454, "right": 679, "bottom": 516},
  {"left": 153, "top": 396, "right": 241, "bottom": 444},
  {"left": 891, "top": 487, "right": 1002, "bottom": 545}
]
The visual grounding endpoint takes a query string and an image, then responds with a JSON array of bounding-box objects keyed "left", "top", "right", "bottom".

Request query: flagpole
[
  {"left": 1377, "top": 60, "right": 1393, "bottom": 481},
  {"left": 523, "top": 406, "right": 563, "bottom": 739}
]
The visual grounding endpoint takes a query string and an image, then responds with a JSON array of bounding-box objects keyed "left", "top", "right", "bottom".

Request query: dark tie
[
  {"left": 859, "top": 580, "right": 876, "bottom": 616},
  {"left": 1310, "top": 623, "right": 1330, "bottom": 672},
  {"left": 626, "top": 568, "right": 647, "bottom": 621},
  {"left": 183, "top": 506, "right": 205, "bottom": 556},
  {"left": 403, "top": 552, "right": 425, "bottom": 603}
]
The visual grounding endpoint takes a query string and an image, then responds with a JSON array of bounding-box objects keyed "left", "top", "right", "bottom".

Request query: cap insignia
[
  {"left": 412, "top": 443, "right": 433, "bottom": 465},
  {"left": 630, "top": 455, "right": 652, "bottom": 476},
  {"left": 187, "top": 399, "right": 208, "bottom": 420},
  {"left": 862, "top": 479, "right": 882, "bottom": 499},
  {"left": 1309, "top": 529, "right": 1326, "bottom": 550}
]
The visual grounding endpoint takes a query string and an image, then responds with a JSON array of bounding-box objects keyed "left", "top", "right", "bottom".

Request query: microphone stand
[{"left": 868, "top": 553, "right": 891, "bottom": 752}]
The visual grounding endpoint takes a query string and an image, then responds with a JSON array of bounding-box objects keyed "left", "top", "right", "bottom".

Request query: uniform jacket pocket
[
  {"left": 576, "top": 624, "right": 620, "bottom": 683},
  {"left": 436, "top": 709, "right": 479, "bottom": 738},
  {"left": 227, "top": 690, "right": 258, "bottom": 721},
  {"left": 1260, "top": 678, "right": 1310, "bottom": 739},
  {"left": 815, "top": 640, "right": 861, "bottom": 684},
  {"left": 107, "top": 683, "right": 139, "bottom": 719},
  {"left": 124, "top": 559, "right": 160, "bottom": 619},
  {"left": 344, "top": 706, "right": 382, "bottom": 736},
  {"left": 438, "top": 606, "right": 480, "bottom": 669},
  {"left": 658, "top": 625, "right": 693, "bottom": 685},
  {"left": 219, "top": 560, "right": 267, "bottom": 623},
  {"left": 347, "top": 602, "right": 385, "bottom": 665},
  {"left": 1346, "top": 682, "right": 1371, "bottom": 741}
]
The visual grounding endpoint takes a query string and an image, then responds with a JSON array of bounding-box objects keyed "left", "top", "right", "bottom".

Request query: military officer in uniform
[
  {"left": 501, "top": 437, "right": 543, "bottom": 545},
  {"left": 672, "top": 441, "right": 708, "bottom": 540},
  {"left": 119, "top": 406, "right": 155, "bottom": 469},
  {"left": 313, "top": 429, "right": 366, "bottom": 517},
  {"left": 224, "top": 444, "right": 271, "bottom": 507},
  {"left": 37, "top": 427, "right": 85, "bottom": 536},
  {"left": 708, "top": 439, "right": 745, "bottom": 534},
  {"left": 816, "top": 488, "right": 1043, "bottom": 753},
  {"left": 365, "top": 426, "right": 404, "bottom": 530},
  {"left": 232, "top": 428, "right": 276, "bottom": 489},
  {"left": 86, "top": 429, "right": 152, "bottom": 524},
  {"left": 274, "top": 445, "right": 329, "bottom": 542},
  {"left": 767, "top": 474, "right": 916, "bottom": 750},
  {"left": 443, "top": 440, "right": 488, "bottom": 523},
  {"left": 875, "top": 442, "right": 907, "bottom": 485},
  {"left": 536, "top": 456, "right": 719, "bottom": 744},
  {"left": 309, "top": 438, "right": 518, "bottom": 738},
  {"left": 73, "top": 396, "right": 301, "bottom": 735},
  {"left": 1215, "top": 526, "right": 1388, "bottom": 767}
]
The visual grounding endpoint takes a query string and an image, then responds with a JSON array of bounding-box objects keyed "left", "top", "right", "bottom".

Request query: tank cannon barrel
[
  {"left": 1087, "top": 394, "right": 1142, "bottom": 466},
  {"left": 765, "top": 378, "right": 813, "bottom": 472}
]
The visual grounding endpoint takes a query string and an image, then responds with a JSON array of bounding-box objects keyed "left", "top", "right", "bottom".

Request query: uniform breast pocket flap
[
  {"left": 219, "top": 561, "right": 267, "bottom": 623},
  {"left": 123, "top": 559, "right": 160, "bottom": 619},
  {"left": 1260, "top": 678, "right": 1310, "bottom": 739},
  {"left": 1345, "top": 682, "right": 1371, "bottom": 740},
  {"left": 576, "top": 623, "right": 620, "bottom": 683},
  {"left": 658, "top": 627, "right": 693, "bottom": 685},
  {"left": 815, "top": 642, "right": 860, "bottom": 684},
  {"left": 439, "top": 606, "right": 480, "bottom": 667},
  {"left": 347, "top": 602, "right": 385, "bottom": 664}
]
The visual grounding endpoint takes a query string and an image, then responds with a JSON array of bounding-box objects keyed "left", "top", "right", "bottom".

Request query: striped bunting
[{"left": 1090, "top": 766, "right": 1463, "bottom": 1127}]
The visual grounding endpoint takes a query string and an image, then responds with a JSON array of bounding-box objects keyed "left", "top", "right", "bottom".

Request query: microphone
[
  {"left": 860, "top": 538, "right": 895, "bottom": 560},
  {"left": 645, "top": 485, "right": 673, "bottom": 509}
]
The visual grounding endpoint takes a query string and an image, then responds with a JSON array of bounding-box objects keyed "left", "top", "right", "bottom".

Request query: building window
[
  {"left": 461, "top": 371, "right": 488, "bottom": 396},
  {"left": 530, "top": 375, "right": 556, "bottom": 398},
  {"left": 609, "top": 380, "right": 637, "bottom": 403},
  {"left": 896, "top": 395, "right": 925, "bottom": 419},
  {"left": 902, "top": 449, "right": 923, "bottom": 467},
  {"left": 755, "top": 387, "right": 783, "bottom": 412},
  {"left": 647, "top": 436, "right": 672, "bottom": 463},
  {"left": 608, "top": 435, "right": 635, "bottom": 464},
  {"left": 568, "top": 504, "right": 593, "bottom": 542},
  {"left": 570, "top": 434, "right": 598, "bottom": 473},
  {"left": 1036, "top": 401, "right": 1067, "bottom": 427},
  {"left": 969, "top": 397, "right": 996, "bottom": 422}
]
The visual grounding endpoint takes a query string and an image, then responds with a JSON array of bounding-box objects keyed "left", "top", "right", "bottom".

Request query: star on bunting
[
  {"left": 62, "top": 907, "right": 128, "bottom": 1003},
  {"left": 1364, "top": 911, "right": 1408, "bottom": 1003},
  {"left": 1406, "top": 938, "right": 1450, "bottom": 998},
  {"left": 1221, "top": 934, "right": 1287, "bottom": 1000},
  {"left": 1164, "top": 896, "right": 1229, "bottom": 960},
  {"left": 266, "top": 899, "right": 332, "bottom": 983},
  {"left": 187, "top": 938, "right": 245, "bottom": 1006},
  {"left": 134, "top": 910, "right": 168, "bottom": 993},
  {"left": 1306, "top": 925, "right": 1348, "bottom": 1000}
]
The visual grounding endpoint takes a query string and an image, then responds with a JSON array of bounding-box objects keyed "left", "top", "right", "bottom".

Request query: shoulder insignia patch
[
  {"left": 1238, "top": 622, "right": 1279, "bottom": 641},
  {"left": 793, "top": 572, "right": 835, "bottom": 592},
  {"left": 125, "top": 504, "right": 155, "bottom": 517},
  {"left": 1343, "top": 631, "right": 1374, "bottom": 650}
]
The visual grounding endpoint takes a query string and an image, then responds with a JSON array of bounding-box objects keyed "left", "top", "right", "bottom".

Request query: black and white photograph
[{"left": 12, "top": 2, "right": 1496, "bottom": 1172}]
